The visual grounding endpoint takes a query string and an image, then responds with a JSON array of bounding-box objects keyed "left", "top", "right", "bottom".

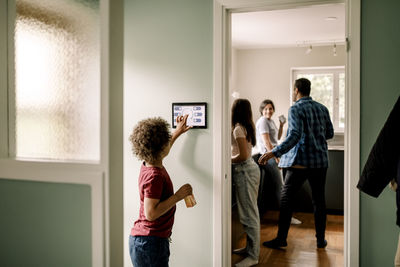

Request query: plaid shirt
[{"left": 272, "top": 97, "right": 334, "bottom": 168}]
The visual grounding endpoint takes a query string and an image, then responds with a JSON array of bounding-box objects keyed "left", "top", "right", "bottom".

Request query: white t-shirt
[
  {"left": 256, "top": 116, "right": 278, "bottom": 154},
  {"left": 231, "top": 124, "right": 252, "bottom": 160}
]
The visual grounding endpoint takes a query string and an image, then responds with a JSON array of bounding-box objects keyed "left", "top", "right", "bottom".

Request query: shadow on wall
[{"left": 178, "top": 130, "right": 211, "bottom": 188}]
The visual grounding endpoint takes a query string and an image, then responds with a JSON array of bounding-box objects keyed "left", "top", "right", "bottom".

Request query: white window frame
[
  {"left": 291, "top": 66, "right": 346, "bottom": 133},
  {"left": 0, "top": 0, "right": 111, "bottom": 266}
]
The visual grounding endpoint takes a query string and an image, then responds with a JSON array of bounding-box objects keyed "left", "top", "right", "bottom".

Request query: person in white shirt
[{"left": 255, "top": 99, "right": 301, "bottom": 225}]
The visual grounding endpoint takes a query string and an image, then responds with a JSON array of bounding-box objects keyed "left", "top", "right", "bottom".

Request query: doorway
[
  {"left": 231, "top": 5, "right": 346, "bottom": 265},
  {"left": 212, "top": 0, "right": 360, "bottom": 267}
]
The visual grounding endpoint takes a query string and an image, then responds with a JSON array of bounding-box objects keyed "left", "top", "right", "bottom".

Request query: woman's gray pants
[{"left": 232, "top": 158, "right": 260, "bottom": 260}]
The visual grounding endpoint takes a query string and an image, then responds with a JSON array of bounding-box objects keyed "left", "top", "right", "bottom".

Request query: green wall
[
  {"left": 360, "top": 0, "right": 400, "bottom": 266},
  {"left": 0, "top": 179, "right": 92, "bottom": 267}
]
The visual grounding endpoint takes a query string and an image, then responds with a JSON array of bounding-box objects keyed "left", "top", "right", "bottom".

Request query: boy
[{"left": 129, "top": 115, "right": 193, "bottom": 267}]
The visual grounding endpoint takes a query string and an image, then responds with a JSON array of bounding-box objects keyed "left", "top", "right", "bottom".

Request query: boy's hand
[
  {"left": 175, "top": 114, "right": 192, "bottom": 135},
  {"left": 175, "top": 183, "right": 192, "bottom": 201},
  {"left": 170, "top": 114, "right": 192, "bottom": 150}
]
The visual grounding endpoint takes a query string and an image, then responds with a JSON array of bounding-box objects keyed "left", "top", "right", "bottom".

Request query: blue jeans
[
  {"left": 264, "top": 158, "right": 284, "bottom": 209},
  {"left": 129, "top": 235, "right": 170, "bottom": 267},
  {"left": 232, "top": 158, "right": 260, "bottom": 260}
]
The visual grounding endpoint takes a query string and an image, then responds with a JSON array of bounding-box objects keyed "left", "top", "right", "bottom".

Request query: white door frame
[{"left": 212, "top": 1, "right": 360, "bottom": 266}]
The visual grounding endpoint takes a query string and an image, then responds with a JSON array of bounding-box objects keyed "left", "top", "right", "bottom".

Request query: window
[
  {"left": 292, "top": 67, "right": 345, "bottom": 132},
  {"left": 11, "top": 0, "right": 100, "bottom": 161}
]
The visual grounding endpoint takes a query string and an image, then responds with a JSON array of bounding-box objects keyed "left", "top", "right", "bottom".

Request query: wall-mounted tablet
[{"left": 172, "top": 102, "right": 207, "bottom": 128}]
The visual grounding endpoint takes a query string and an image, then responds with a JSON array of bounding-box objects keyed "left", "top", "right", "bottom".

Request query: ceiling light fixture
[
  {"left": 305, "top": 45, "right": 312, "bottom": 55},
  {"left": 325, "top": 16, "right": 338, "bottom": 21}
]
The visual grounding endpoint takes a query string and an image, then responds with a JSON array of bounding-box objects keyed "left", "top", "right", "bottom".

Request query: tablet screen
[{"left": 172, "top": 102, "right": 207, "bottom": 128}]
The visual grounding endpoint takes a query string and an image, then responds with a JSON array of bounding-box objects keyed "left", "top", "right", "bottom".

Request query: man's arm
[
  {"left": 271, "top": 107, "right": 303, "bottom": 157},
  {"left": 259, "top": 108, "right": 302, "bottom": 165},
  {"left": 325, "top": 109, "right": 334, "bottom": 140}
]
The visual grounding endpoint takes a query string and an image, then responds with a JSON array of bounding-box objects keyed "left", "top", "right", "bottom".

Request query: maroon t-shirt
[{"left": 131, "top": 162, "right": 176, "bottom": 238}]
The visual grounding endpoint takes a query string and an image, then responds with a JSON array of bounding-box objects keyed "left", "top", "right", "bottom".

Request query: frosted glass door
[{"left": 13, "top": 0, "right": 100, "bottom": 161}]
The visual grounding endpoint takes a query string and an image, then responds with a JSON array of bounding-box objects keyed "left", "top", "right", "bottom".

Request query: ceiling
[{"left": 231, "top": 4, "right": 345, "bottom": 49}]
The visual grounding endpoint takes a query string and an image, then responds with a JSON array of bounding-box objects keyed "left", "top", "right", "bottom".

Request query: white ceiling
[{"left": 231, "top": 4, "right": 345, "bottom": 49}]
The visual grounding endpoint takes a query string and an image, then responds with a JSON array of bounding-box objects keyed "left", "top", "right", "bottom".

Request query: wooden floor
[{"left": 232, "top": 211, "right": 344, "bottom": 267}]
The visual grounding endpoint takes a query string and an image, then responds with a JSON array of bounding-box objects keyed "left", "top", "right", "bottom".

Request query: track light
[{"left": 305, "top": 45, "right": 312, "bottom": 54}]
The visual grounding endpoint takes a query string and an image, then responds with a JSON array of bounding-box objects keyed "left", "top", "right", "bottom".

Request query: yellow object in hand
[{"left": 184, "top": 194, "right": 197, "bottom": 208}]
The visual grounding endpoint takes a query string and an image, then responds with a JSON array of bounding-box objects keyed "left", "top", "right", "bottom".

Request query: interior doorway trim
[{"left": 212, "top": 0, "right": 360, "bottom": 266}]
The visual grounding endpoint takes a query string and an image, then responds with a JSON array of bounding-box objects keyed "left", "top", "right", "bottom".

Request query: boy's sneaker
[
  {"left": 262, "top": 238, "right": 287, "bottom": 248},
  {"left": 235, "top": 256, "right": 258, "bottom": 267}
]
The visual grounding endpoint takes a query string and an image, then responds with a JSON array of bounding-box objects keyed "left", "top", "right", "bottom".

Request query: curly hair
[{"left": 129, "top": 117, "right": 171, "bottom": 163}]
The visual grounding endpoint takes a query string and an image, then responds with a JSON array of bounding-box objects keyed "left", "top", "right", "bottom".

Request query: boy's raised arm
[{"left": 170, "top": 114, "right": 192, "bottom": 148}]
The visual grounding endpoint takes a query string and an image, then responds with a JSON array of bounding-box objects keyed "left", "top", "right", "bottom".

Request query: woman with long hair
[{"left": 231, "top": 98, "right": 260, "bottom": 267}]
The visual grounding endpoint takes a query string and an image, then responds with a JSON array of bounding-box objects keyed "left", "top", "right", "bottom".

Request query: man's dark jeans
[
  {"left": 129, "top": 235, "right": 170, "bottom": 267},
  {"left": 277, "top": 167, "right": 327, "bottom": 242}
]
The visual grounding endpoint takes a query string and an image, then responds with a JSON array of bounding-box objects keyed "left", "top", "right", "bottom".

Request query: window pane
[
  {"left": 296, "top": 73, "right": 334, "bottom": 115},
  {"left": 339, "top": 73, "right": 345, "bottom": 129},
  {"left": 14, "top": 0, "right": 100, "bottom": 160}
]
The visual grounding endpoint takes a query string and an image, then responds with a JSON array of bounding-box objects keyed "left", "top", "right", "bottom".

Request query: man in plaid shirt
[{"left": 259, "top": 78, "right": 334, "bottom": 249}]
